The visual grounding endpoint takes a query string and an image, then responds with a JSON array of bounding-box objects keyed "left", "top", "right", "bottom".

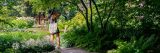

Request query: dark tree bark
[
  {"left": 65, "top": 1, "right": 86, "bottom": 18},
  {"left": 103, "top": 1, "right": 116, "bottom": 32},
  {"left": 89, "top": 0, "right": 93, "bottom": 32},
  {"left": 92, "top": 0, "right": 103, "bottom": 32},
  {"left": 102, "top": 1, "right": 109, "bottom": 32},
  {"left": 102, "top": 1, "right": 108, "bottom": 19},
  {"left": 80, "top": 0, "right": 91, "bottom": 32}
]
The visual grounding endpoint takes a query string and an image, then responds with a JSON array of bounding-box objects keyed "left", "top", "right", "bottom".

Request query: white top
[
  {"left": 49, "top": 16, "right": 58, "bottom": 34},
  {"left": 49, "top": 21, "right": 58, "bottom": 33}
]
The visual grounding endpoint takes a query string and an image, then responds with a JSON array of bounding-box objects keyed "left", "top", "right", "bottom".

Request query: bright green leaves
[{"left": 27, "top": 0, "right": 67, "bottom": 13}]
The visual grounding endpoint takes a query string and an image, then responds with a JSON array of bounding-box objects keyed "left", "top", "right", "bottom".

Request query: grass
[
  {"left": 0, "top": 31, "right": 49, "bottom": 40},
  {"left": 0, "top": 28, "right": 51, "bottom": 52}
]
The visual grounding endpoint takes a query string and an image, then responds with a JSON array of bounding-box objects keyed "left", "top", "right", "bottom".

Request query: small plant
[
  {"left": 62, "top": 26, "right": 102, "bottom": 52},
  {"left": 12, "top": 19, "right": 28, "bottom": 28},
  {"left": 112, "top": 35, "right": 157, "bottom": 53},
  {"left": 0, "top": 31, "right": 50, "bottom": 52},
  {"left": 11, "top": 17, "right": 34, "bottom": 28},
  {"left": 18, "top": 38, "right": 55, "bottom": 52}
]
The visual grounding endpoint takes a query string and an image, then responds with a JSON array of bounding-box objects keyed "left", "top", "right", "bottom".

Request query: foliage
[
  {"left": 58, "top": 12, "right": 85, "bottom": 31},
  {"left": 18, "top": 37, "right": 54, "bottom": 52},
  {"left": 0, "top": 0, "right": 30, "bottom": 16},
  {"left": 11, "top": 17, "right": 34, "bottom": 28},
  {"left": 0, "top": 0, "right": 160, "bottom": 53},
  {"left": 12, "top": 19, "right": 28, "bottom": 28},
  {"left": 0, "top": 31, "right": 49, "bottom": 52},
  {"left": 27, "top": 0, "right": 79, "bottom": 13},
  {"left": 61, "top": 25, "right": 103, "bottom": 52},
  {"left": 112, "top": 35, "right": 157, "bottom": 53},
  {"left": 0, "top": 4, "right": 16, "bottom": 31}
]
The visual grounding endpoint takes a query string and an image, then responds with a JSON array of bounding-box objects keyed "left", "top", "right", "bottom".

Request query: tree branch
[
  {"left": 92, "top": 0, "right": 103, "bottom": 31},
  {"left": 76, "top": 4, "right": 86, "bottom": 18},
  {"left": 89, "top": 0, "right": 93, "bottom": 32},
  {"left": 80, "top": 0, "right": 90, "bottom": 32},
  {"left": 103, "top": 1, "right": 117, "bottom": 32},
  {"left": 66, "top": 1, "right": 86, "bottom": 18}
]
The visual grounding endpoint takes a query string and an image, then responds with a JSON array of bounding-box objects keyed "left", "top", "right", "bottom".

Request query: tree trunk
[
  {"left": 80, "top": 0, "right": 91, "bottom": 32},
  {"left": 89, "top": 0, "right": 93, "bottom": 32},
  {"left": 92, "top": 0, "right": 103, "bottom": 32},
  {"left": 103, "top": 1, "right": 116, "bottom": 32}
]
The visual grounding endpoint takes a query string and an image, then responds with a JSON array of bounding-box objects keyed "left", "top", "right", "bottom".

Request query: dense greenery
[
  {"left": 11, "top": 17, "right": 34, "bottom": 28},
  {"left": 113, "top": 35, "right": 157, "bottom": 53},
  {"left": 0, "top": 31, "right": 52, "bottom": 52},
  {"left": 0, "top": 0, "right": 160, "bottom": 53},
  {"left": 60, "top": 0, "right": 160, "bottom": 53}
]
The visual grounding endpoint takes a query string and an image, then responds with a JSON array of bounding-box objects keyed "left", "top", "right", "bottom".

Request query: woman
[{"left": 48, "top": 9, "right": 61, "bottom": 49}]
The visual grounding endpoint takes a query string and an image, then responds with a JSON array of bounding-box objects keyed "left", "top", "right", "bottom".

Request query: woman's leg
[
  {"left": 50, "top": 34, "right": 54, "bottom": 45},
  {"left": 56, "top": 33, "right": 60, "bottom": 49}
]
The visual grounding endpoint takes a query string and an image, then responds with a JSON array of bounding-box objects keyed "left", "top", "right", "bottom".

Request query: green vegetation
[
  {"left": 0, "top": 0, "right": 160, "bottom": 53},
  {"left": 0, "top": 31, "right": 53, "bottom": 52},
  {"left": 113, "top": 35, "right": 157, "bottom": 53},
  {"left": 11, "top": 17, "right": 34, "bottom": 28}
]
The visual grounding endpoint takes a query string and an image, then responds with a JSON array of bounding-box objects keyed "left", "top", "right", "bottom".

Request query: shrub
[
  {"left": 112, "top": 35, "right": 157, "bottom": 53},
  {"left": 58, "top": 12, "right": 85, "bottom": 32},
  {"left": 18, "top": 38, "right": 54, "bottom": 52},
  {"left": 0, "top": 31, "right": 50, "bottom": 52},
  {"left": 0, "top": 16, "right": 15, "bottom": 31},
  {"left": 12, "top": 19, "right": 28, "bottom": 28},
  {"left": 11, "top": 17, "right": 34, "bottom": 28},
  {"left": 61, "top": 26, "right": 102, "bottom": 52}
]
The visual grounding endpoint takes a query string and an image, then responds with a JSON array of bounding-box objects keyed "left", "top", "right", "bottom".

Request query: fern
[{"left": 114, "top": 35, "right": 157, "bottom": 53}]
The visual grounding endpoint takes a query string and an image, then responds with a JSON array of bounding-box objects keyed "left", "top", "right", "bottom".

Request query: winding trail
[
  {"left": 60, "top": 48, "right": 88, "bottom": 53},
  {"left": 51, "top": 48, "right": 92, "bottom": 53}
]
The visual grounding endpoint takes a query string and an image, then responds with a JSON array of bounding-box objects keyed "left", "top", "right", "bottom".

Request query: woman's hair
[{"left": 48, "top": 9, "right": 61, "bottom": 20}]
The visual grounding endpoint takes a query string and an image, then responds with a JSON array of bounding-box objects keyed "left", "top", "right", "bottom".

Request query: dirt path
[
  {"left": 50, "top": 48, "right": 96, "bottom": 53},
  {"left": 61, "top": 48, "right": 88, "bottom": 53}
]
